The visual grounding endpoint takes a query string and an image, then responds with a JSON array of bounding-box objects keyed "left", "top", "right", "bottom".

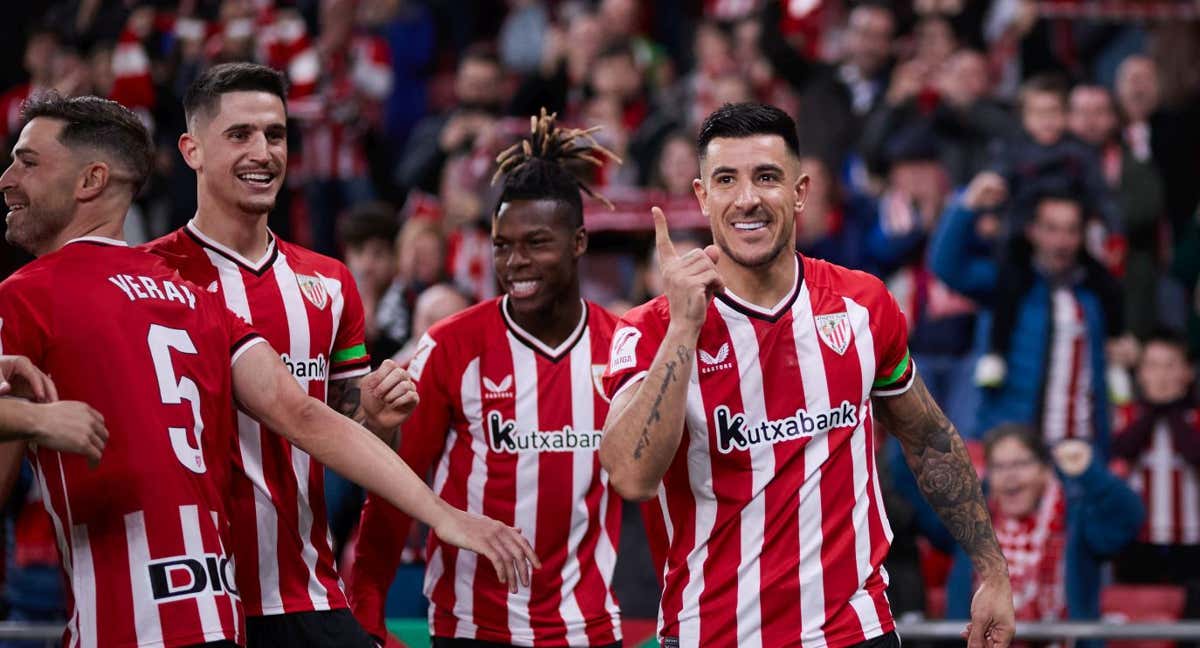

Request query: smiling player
[
  {"left": 348, "top": 111, "right": 625, "bottom": 648},
  {"left": 600, "top": 103, "right": 1015, "bottom": 648}
]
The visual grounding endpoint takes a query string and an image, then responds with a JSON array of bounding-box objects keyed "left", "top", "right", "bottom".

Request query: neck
[
  {"left": 193, "top": 196, "right": 270, "bottom": 260},
  {"left": 45, "top": 206, "right": 126, "bottom": 254},
  {"left": 718, "top": 249, "right": 796, "bottom": 309},
  {"left": 507, "top": 288, "right": 584, "bottom": 348}
]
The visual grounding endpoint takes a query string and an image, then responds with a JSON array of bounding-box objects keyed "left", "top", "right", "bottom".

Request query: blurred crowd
[{"left": 2, "top": 0, "right": 1200, "bottom": 640}]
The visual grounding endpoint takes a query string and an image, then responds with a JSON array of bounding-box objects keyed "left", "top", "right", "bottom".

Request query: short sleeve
[
  {"left": 601, "top": 302, "right": 669, "bottom": 403},
  {"left": 0, "top": 276, "right": 49, "bottom": 365},
  {"left": 869, "top": 284, "right": 915, "bottom": 397},
  {"left": 330, "top": 266, "right": 371, "bottom": 380},
  {"left": 220, "top": 298, "right": 266, "bottom": 366}
]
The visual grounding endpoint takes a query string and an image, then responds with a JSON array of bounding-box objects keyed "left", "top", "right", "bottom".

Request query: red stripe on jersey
[{"left": 656, "top": 431, "right": 697, "bottom": 639}]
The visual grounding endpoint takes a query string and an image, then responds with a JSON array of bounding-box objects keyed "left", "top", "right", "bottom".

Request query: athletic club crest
[
  {"left": 296, "top": 274, "right": 329, "bottom": 310},
  {"left": 814, "top": 312, "right": 852, "bottom": 355}
]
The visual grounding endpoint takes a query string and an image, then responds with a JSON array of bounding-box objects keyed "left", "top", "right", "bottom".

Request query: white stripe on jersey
[
  {"left": 506, "top": 334, "right": 539, "bottom": 644},
  {"left": 321, "top": 274, "right": 352, "bottom": 381},
  {"left": 125, "top": 511, "right": 164, "bottom": 645},
  {"left": 846, "top": 299, "right": 893, "bottom": 546},
  {"left": 205, "top": 250, "right": 253, "bottom": 323},
  {"left": 441, "top": 359, "right": 484, "bottom": 638},
  {"left": 237, "top": 410, "right": 284, "bottom": 613},
  {"left": 69, "top": 523, "right": 97, "bottom": 648},
  {"left": 556, "top": 330, "right": 598, "bottom": 645},
  {"left": 714, "top": 300, "right": 768, "bottom": 648},
  {"left": 1140, "top": 422, "right": 1200, "bottom": 545},
  {"left": 676, "top": 360, "right": 710, "bottom": 647},
  {"left": 790, "top": 285, "right": 828, "bottom": 646},
  {"left": 1150, "top": 422, "right": 1173, "bottom": 544},
  {"left": 211, "top": 510, "right": 239, "bottom": 645},
  {"left": 31, "top": 457, "right": 77, "bottom": 645},
  {"left": 179, "top": 505, "right": 226, "bottom": 641}
]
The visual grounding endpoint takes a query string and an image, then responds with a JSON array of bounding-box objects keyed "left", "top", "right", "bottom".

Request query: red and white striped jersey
[
  {"left": 1116, "top": 408, "right": 1200, "bottom": 545},
  {"left": 146, "top": 221, "right": 371, "bottom": 617},
  {"left": 0, "top": 238, "right": 261, "bottom": 647},
  {"left": 603, "top": 254, "right": 915, "bottom": 648},
  {"left": 1042, "top": 288, "right": 1093, "bottom": 444},
  {"left": 349, "top": 298, "right": 622, "bottom": 646}
]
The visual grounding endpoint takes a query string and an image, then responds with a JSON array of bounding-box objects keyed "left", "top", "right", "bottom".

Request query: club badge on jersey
[
  {"left": 815, "top": 311, "right": 853, "bottom": 355},
  {"left": 296, "top": 274, "right": 329, "bottom": 310}
]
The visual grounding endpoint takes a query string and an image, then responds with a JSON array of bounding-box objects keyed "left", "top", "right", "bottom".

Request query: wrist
[
  {"left": 11, "top": 401, "right": 41, "bottom": 442},
  {"left": 665, "top": 319, "right": 702, "bottom": 342}
]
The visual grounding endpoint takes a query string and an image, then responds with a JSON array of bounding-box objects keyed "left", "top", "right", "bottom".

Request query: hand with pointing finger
[{"left": 653, "top": 206, "right": 724, "bottom": 335}]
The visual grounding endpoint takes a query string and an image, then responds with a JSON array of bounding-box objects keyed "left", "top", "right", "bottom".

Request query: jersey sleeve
[
  {"left": 347, "top": 330, "right": 454, "bottom": 641},
  {"left": 0, "top": 275, "right": 49, "bottom": 365},
  {"left": 220, "top": 300, "right": 267, "bottom": 366},
  {"left": 869, "top": 282, "right": 915, "bottom": 397},
  {"left": 601, "top": 302, "right": 669, "bottom": 403},
  {"left": 330, "top": 266, "right": 371, "bottom": 380}
]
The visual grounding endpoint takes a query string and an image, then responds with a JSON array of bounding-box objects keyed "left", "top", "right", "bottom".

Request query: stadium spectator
[
  {"left": 1111, "top": 332, "right": 1200, "bottom": 619},
  {"left": 338, "top": 202, "right": 402, "bottom": 363},
  {"left": 795, "top": 154, "right": 874, "bottom": 272},
  {"left": 760, "top": 0, "right": 897, "bottom": 167},
  {"left": 391, "top": 283, "right": 471, "bottom": 366},
  {"left": 1115, "top": 54, "right": 1200, "bottom": 241},
  {"left": 376, "top": 216, "right": 446, "bottom": 363},
  {"left": 1068, "top": 84, "right": 1168, "bottom": 340},
  {"left": 946, "top": 425, "right": 1143, "bottom": 629},
  {"left": 0, "top": 28, "right": 62, "bottom": 146},
  {"left": 931, "top": 172, "right": 1125, "bottom": 451},
  {"left": 397, "top": 44, "right": 504, "bottom": 197}
]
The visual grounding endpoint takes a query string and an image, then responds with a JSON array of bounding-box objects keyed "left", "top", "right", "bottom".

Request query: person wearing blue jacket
[
  {"left": 929, "top": 171, "right": 1123, "bottom": 453},
  {"left": 945, "top": 424, "right": 1144, "bottom": 631}
]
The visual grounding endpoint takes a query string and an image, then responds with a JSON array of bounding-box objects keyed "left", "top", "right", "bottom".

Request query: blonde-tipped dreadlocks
[{"left": 492, "top": 108, "right": 622, "bottom": 215}]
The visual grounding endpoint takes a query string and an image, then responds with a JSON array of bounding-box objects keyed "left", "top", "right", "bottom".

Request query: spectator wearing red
[
  {"left": 946, "top": 425, "right": 1143, "bottom": 633},
  {"left": 1112, "top": 331, "right": 1200, "bottom": 618}
]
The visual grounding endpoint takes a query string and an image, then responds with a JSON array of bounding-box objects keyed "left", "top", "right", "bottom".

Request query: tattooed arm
[
  {"left": 328, "top": 359, "right": 418, "bottom": 447},
  {"left": 874, "top": 372, "right": 1014, "bottom": 648},
  {"left": 599, "top": 325, "right": 697, "bottom": 501}
]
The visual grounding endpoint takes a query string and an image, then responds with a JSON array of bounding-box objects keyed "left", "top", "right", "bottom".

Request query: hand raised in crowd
[
  {"left": 0, "top": 354, "right": 57, "bottom": 402},
  {"left": 963, "top": 172, "right": 1009, "bottom": 212},
  {"left": 1052, "top": 439, "right": 1094, "bottom": 477},
  {"left": 431, "top": 505, "right": 541, "bottom": 594},
  {"left": 361, "top": 359, "right": 419, "bottom": 432},
  {"left": 653, "top": 206, "right": 723, "bottom": 333}
]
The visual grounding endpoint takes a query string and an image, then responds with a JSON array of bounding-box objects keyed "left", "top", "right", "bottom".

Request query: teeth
[
  {"left": 238, "top": 173, "right": 273, "bottom": 183},
  {"left": 733, "top": 222, "right": 766, "bottom": 231},
  {"left": 510, "top": 280, "right": 539, "bottom": 297}
]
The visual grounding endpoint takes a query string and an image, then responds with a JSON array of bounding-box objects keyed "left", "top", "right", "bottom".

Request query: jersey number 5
[{"left": 148, "top": 324, "right": 207, "bottom": 474}]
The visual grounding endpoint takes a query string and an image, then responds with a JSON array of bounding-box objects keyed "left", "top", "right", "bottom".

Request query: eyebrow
[
  {"left": 222, "top": 122, "right": 287, "bottom": 134},
  {"left": 11, "top": 147, "right": 37, "bottom": 158},
  {"left": 709, "top": 164, "right": 786, "bottom": 177}
]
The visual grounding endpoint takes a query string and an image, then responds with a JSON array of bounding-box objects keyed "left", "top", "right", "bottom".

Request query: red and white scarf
[{"left": 992, "top": 480, "right": 1068, "bottom": 621}]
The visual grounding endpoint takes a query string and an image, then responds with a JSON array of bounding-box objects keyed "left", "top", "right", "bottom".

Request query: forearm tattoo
[
  {"left": 875, "top": 375, "right": 1007, "bottom": 577},
  {"left": 633, "top": 345, "right": 691, "bottom": 461},
  {"left": 328, "top": 377, "right": 367, "bottom": 426}
]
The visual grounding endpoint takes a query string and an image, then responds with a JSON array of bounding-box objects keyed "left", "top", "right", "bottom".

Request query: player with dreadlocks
[{"left": 348, "top": 110, "right": 626, "bottom": 648}]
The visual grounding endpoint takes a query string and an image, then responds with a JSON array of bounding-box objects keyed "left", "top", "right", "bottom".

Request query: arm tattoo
[
  {"left": 328, "top": 376, "right": 367, "bottom": 425},
  {"left": 874, "top": 375, "right": 1008, "bottom": 577},
  {"left": 633, "top": 345, "right": 691, "bottom": 460}
]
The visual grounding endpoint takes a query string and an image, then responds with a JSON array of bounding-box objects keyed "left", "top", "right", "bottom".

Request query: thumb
[
  {"left": 703, "top": 244, "right": 721, "bottom": 265},
  {"left": 0, "top": 380, "right": 9, "bottom": 396}
]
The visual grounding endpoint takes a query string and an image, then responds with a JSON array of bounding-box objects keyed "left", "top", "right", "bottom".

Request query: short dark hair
[
  {"left": 20, "top": 93, "right": 154, "bottom": 192},
  {"left": 1140, "top": 328, "right": 1191, "bottom": 361},
  {"left": 184, "top": 62, "right": 288, "bottom": 127},
  {"left": 338, "top": 202, "right": 400, "bottom": 249},
  {"left": 696, "top": 102, "right": 800, "bottom": 159},
  {"left": 493, "top": 109, "right": 621, "bottom": 229},
  {"left": 983, "top": 423, "right": 1052, "bottom": 467},
  {"left": 1019, "top": 73, "right": 1069, "bottom": 111},
  {"left": 460, "top": 42, "right": 501, "bottom": 69}
]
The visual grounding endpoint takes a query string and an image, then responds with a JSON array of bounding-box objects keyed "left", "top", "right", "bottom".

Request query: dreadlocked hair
[{"left": 492, "top": 108, "right": 622, "bottom": 227}]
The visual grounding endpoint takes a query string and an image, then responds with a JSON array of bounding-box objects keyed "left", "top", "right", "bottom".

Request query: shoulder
[
  {"left": 617, "top": 295, "right": 671, "bottom": 330},
  {"left": 802, "top": 255, "right": 892, "bottom": 306},
  {"left": 276, "top": 239, "right": 354, "bottom": 280},
  {"left": 0, "top": 257, "right": 54, "bottom": 296},
  {"left": 585, "top": 301, "right": 621, "bottom": 338},
  {"left": 143, "top": 228, "right": 205, "bottom": 269}
]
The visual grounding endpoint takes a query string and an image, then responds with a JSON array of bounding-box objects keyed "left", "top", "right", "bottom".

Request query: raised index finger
[{"left": 652, "top": 206, "right": 677, "bottom": 264}]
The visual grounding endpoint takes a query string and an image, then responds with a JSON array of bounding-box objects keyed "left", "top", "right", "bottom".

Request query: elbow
[{"left": 609, "top": 473, "right": 659, "bottom": 502}]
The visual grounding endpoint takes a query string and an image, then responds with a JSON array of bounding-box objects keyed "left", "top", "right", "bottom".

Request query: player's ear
[
  {"left": 793, "top": 172, "right": 810, "bottom": 214},
  {"left": 692, "top": 177, "right": 708, "bottom": 216},
  {"left": 75, "top": 161, "right": 109, "bottom": 202},
  {"left": 573, "top": 226, "right": 588, "bottom": 258},
  {"left": 178, "top": 131, "right": 202, "bottom": 170}
]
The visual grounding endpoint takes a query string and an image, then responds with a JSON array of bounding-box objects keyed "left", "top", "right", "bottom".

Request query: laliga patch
[
  {"left": 408, "top": 334, "right": 436, "bottom": 382},
  {"left": 608, "top": 327, "right": 642, "bottom": 373},
  {"left": 295, "top": 274, "right": 329, "bottom": 310},
  {"left": 814, "top": 312, "right": 852, "bottom": 355}
]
